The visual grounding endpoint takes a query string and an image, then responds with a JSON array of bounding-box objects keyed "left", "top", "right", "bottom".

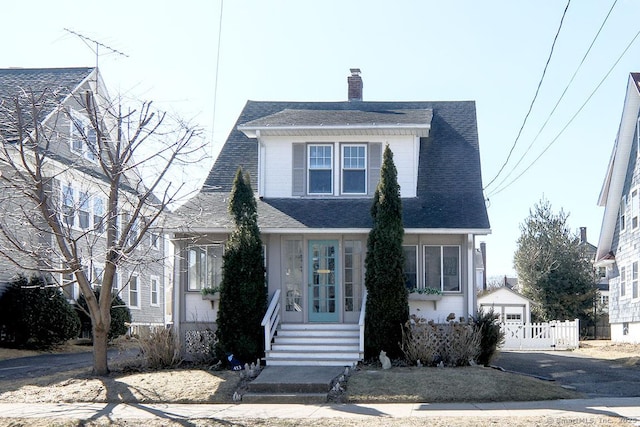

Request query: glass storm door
[{"left": 308, "top": 240, "right": 339, "bottom": 322}]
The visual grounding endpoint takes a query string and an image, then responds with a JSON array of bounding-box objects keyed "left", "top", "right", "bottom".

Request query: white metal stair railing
[{"left": 261, "top": 289, "right": 281, "bottom": 352}]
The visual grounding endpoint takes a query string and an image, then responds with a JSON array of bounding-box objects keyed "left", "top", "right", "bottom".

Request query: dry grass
[{"left": 347, "top": 365, "right": 581, "bottom": 403}]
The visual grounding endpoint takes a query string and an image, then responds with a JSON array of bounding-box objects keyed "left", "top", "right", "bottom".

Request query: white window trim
[
  {"left": 341, "top": 143, "right": 367, "bottom": 195},
  {"left": 307, "top": 144, "right": 334, "bottom": 195},
  {"left": 150, "top": 232, "right": 160, "bottom": 250},
  {"left": 60, "top": 184, "right": 106, "bottom": 233},
  {"left": 69, "top": 109, "right": 98, "bottom": 163},
  {"left": 620, "top": 266, "right": 627, "bottom": 298},
  {"left": 632, "top": 189, "right": 639, "bottom": 230},
  {"left": 128, "top": 274, "right": 141, "bottom": 309},
  {"left": 150, "top": 275, "right": 160, "bottom": 307}
]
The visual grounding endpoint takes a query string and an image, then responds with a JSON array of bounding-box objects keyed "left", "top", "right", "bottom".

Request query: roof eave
[{"left": 238, "top": 124, "right": 430, "bottom": 138}]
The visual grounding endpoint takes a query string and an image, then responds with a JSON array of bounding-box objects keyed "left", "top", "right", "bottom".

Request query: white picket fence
[{"left": 500, "top": 319, "right": 579, "bottom": 351}]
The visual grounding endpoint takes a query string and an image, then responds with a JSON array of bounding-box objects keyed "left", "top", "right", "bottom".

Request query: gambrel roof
[{"left": 171, "top": 99, "right": 490, "bottom": 233}]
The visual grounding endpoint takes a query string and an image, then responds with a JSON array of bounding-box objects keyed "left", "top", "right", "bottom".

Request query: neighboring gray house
[
  {"left": 596, "top": 72, "right": 640, "bottom": 343},
  {"left": 168, "top": 69, "right": 491, "bottom": 365},
  {"left": 0, "top": 67, "right": 167, "bottom": 331}
]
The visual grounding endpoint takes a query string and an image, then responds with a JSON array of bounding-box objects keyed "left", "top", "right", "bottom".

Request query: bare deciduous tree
[{"left": 0, "top": 75, "right": 205, "bottom": 375}]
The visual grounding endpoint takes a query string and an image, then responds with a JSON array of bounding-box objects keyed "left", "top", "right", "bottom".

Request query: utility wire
[
  {"left": 483, "top": 0, "right": 571, "bottom": 191},
  {"left": 487, "top": 0, "right": 617, "bottom": 193},
  {"left": 488, "top": 24, "right": 640, "bottom": 198},
  {"left": 211, "top": 0, "right": 224, "bottom": 158}
]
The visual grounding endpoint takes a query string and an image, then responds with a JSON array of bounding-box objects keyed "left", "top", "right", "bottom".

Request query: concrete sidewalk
[{"left": 1, "top": 397, "right": 640, "bottom": 421}]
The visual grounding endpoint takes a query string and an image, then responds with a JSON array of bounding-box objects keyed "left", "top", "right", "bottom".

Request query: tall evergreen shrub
[
  {"left": 216, "top": 168, "right": 267, "bottom": 364},
  {"left": 76, "top": 290, "right": 132, "bottom": 340},
  {"left": 364, "top": 145, "right": 409, "bottom": 360}
]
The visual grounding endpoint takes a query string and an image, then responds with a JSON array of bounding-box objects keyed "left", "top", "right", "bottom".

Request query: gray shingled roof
[
  {"left": 238, "top": 108, "right": 432, "bottom": 128},
  {"left": 171, "top": 100, "right": 490, "bottom": 232},
  {"left": 0, "top": 67, "right": 94, "bottom": 142}
]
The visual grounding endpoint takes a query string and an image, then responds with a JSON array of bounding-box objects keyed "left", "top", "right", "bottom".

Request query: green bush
[
  {"left": 76, "top": 290, "right": 132, "bottom": 341},
  {"left": 471, "top": 308, "right": 505, "bottom": 366},
  {"left": 0, "top": 275, "right": 80, "bottom": 349}
]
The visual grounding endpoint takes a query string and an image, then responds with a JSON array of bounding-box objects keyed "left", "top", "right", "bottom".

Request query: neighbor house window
[
  {"left": 91, "top": 264, "right": 104, "bottom": 289},
  {"left": 403, "top": 245, "right": 418, "bottom": 290},
  {"left": 621, "top": 266, "right": 627, "bottom": 297},
  {"left": 78, "top": 191, "right": 90, "bottom": 229},
  {"left": 70, "top": 110, "right": 97, "bottom": 162},
  {"left": 61, "top": 272, "right": 75, "bottom": 300},
  {"left": 308, "top": 145, "right": 333, "bottom": 194},
  {"left": 634, "top": 262, "right": 639, "bottom": 299},
  {"left": 187, "top": 244, "right": 223, "bottom": 290},
  {"left": 633, "top": 190, "right": 639, "bottom": 229},
  {"left": 150, "top": 276, "right": 159, "bottom": 306},
  {"left": 344, "top": 240, "right": 364, "bottom": 312},
  {"left": 506, "top": 314, "right": 522, "bottom": 322},
  {"left": 62, "top": 185, "right": 75, "bottom": 227},
  {"left": 424, "top": 245, "right": 461, "bottom": 292},
  {"left": 128, "top": 275, "right": 139, "bottom": 308},
  {"left": 342, "top": 145, "right": 366, "bottom": 194},
  {"left": 621, "top": 195, "right": 627, "bottom": 231},
  {"left": 93, "top": 197, "right": 105, "bottom": 233},
  {"left": 150, "top": 232, "right": 160, "bottom": 249}
]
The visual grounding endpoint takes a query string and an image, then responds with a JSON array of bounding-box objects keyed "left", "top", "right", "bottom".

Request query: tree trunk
[{"left": 92, "top": 323, "right": 110, "bottom": 376}]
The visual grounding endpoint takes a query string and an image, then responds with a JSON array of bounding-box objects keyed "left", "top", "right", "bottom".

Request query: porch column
[{"left": 467, "top": 233, "right": 475, "bottom": 319}]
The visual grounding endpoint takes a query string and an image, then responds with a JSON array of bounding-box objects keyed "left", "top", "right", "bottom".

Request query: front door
[{"left": 308, "top": 240, "right": 339, "bottom": 322}]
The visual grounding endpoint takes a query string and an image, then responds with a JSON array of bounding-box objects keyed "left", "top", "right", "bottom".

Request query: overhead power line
[
  {"left": 483, "top": 0, "right": 571, "bottom": 191},
  {"left": 488, "top": 23, "right": 640, "bottom": 198},
  {"left": 486, "top": 0, "right": 617, "bottom": 194}
]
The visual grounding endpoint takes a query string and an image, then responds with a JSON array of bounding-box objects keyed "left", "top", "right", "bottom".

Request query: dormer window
[
  {"left": 70, "top": 110, "right": 97, "bottom": 162},
  {"left": 308, "top": 145, "right": 333, "bottom": 194}
]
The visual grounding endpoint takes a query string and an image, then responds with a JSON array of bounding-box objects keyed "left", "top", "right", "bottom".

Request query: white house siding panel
[
  {"left": 260, "top": 135, "right": 418, "bottom": 198},
  {"left": 410, "top": 294, "right": 466, "bottom": 323},
  {"left": 611, "top": 321, "right": 640, "bottom": 343}
]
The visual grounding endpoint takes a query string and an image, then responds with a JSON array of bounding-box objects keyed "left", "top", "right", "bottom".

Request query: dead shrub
[
  {"left": 139, "top": 327, "right": 182, "bottom": 369},
  {"left": 401, "top": 315, "right": 481, "bottom": 366}
]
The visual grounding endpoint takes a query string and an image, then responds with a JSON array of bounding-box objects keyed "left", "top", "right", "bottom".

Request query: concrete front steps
[
  {"left": 264, "top": 323, "right": 362, "bottom": 367},
  {"left": 242, "top": 365, "right": 347, "bottom": 404}
]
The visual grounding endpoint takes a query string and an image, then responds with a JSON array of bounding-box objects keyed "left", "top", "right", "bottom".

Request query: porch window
[
  {"left": 188, "top": 244, "right": 223, "bottom": 291},
  {"left": 342, "top": 145, "right": 366, "bottom": 194},
  {"left": 344, "top": 240, "right": 364, "bottom": 312},
  {"left": 621, "top": 266, "right": 627, "bottom": 297},
  {"left": 424, "top": 245, "right": 461, "bottom": 292},
  {"left": 283, "top": 239, "right": 303, "bottom": 312},
  {"left": 308, "top": 145, "right": 333, "bottom": 194},
  {"left": 403, "top": 245, "right": 418, "bottom": 290}
]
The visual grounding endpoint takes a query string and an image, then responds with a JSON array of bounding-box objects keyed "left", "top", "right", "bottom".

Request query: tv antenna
[{"left": 63, "top": 28, "right": 128, "bottom": 69}]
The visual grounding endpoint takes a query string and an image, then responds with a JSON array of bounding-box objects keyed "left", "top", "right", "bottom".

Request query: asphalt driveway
[{"left": 494, "top": 350, "right": 640, "bottom": 398}]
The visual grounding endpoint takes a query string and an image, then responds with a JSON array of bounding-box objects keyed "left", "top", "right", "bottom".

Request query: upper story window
[
  {"left": 342, "top": 145, "right": 366, "bottom": 194},
  {"left": 621, "top": 195, "right": 627, "bottom": 231},
  {"left": 69, "top": 110, "right": 97, "bottom": 162},
  {"left": 632, "top": 189, "right": 639, "bottom": 229},
  {"left": 60, "top": 183, "right": 105, "bottom": 232},
  {"left": 308, "top": 145, "right": 333, "bottom": 194},
  {"left": 621, "top": 266, "right": 627, "bottom": 297},
  {"left": 293, "top": 142, "right": 381, "bottom": 197}
]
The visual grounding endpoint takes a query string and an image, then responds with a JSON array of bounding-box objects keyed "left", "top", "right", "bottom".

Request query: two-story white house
[
  {"left": 0, "top": 67, "right": 167, "bottom": 333},
  {"left": 168, "top": 69, "right": 491, "bottom": 365}
]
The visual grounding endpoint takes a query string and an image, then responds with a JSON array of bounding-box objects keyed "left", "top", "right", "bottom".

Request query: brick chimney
[
  {"left": 580, "top": 227, "right": 587, "bottom": 244},
  {"left": 348, "top": 68, "right": 363, "bottom": 101}
]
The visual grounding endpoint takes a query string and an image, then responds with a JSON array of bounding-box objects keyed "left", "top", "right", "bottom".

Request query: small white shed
[{"left": 477, "top": 286, "right": 533, "bottom": 324}]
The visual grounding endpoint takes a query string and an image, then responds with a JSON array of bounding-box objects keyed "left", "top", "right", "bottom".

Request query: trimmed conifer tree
[
  {"left": 216, "top": 168, "right": 267, "bottom": 364},
  {"left": 364, "top": 145, "right": 409, "bottom": 360}
]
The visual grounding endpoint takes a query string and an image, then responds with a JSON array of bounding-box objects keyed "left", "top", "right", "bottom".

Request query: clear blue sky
[{"left": 3, "top": 0, "right": 640, "bottom": 280}]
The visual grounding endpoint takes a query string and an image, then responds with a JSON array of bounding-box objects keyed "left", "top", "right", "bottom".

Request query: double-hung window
[
  {"left": 70, "top": 110, "right": 97, "bottom": 162},
  {"left": 188, "top": 244, "right": 224, "bottom": 290},
  {"left": 621, "top": 196, "right": 627, "bottom": 231},
  {"left": 93, "top": 197, "right": 105, "bottom": 233},
  {"left": 424, "top": 245, "right": 461, "bottom": 292},
  {"left": 128, "top": 275, "right": 140, "bottom": 308},
  {"left": 634, "top": 262, "right": 639, "bottom": 299},
  {"left": 308, "top": 145, "right": 333, "bottom": 194},
  {"left": 632, "top": 190, "right": 639, "bottom": 229},
  {"left": 150, "top": 276, "right": 159, "bottom": 306},
  {"left": 342, "top": 145, "right": 366, "bottom": 194},
  {"left": 621, "top": 266, "right": 627, "bottom": 297},
  {"left": 78, "top": 191, "right": 90, "bottom": 229}
]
